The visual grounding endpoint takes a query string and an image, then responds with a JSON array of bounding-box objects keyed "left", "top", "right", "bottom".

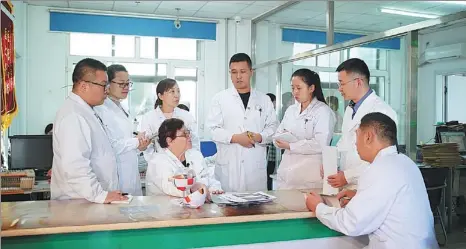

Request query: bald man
[{"left": 306, "top": 112, "right": 438, "bottom": 249}]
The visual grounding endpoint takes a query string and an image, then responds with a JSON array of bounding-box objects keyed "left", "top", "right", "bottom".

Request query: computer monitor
[
  {"left": 439, "top": 131, "right": 466, "bottom": 153},
  {"left": 9, "top": 135, "right": 53, "bottom": 170}
]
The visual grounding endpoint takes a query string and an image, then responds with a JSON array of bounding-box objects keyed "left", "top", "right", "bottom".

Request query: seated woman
[{"left": 145, "top": 118, "right": 223, "bottom": 197}]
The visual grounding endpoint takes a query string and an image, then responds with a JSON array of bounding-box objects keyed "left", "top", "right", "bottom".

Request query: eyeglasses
[
  {"left": 84, "top": 80, "right": 109, "bottom": 88},
  {"left": 111, "top": 81, "right": 133, "bottom": 89},
  {"left": 337, "top": 78, "right": 360, "bottom": 88},
  {"left": 176, "top": 130, "right": 191, "bottom": 138}
]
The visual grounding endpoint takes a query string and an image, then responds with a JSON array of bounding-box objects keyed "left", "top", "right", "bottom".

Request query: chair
[
  {"left": 420, "top": 167, "right": 448, "bottom": 246},
  {"left": 200, "top": 141, "right": 217, "bottom": 158}
]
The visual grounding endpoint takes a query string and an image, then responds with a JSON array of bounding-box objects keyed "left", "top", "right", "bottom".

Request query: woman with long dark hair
[
  {"left": 274, "top": 68, "right": 335, "bottom": 190},
  {"left": 139, "top": 78, "right": 199, "bottom": 162}
]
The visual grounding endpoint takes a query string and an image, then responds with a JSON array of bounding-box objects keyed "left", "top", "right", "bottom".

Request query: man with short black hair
[
  {"left": 206, "top": 53, "right": 278, "bottom": 192},
  {"left": 325, "top": 58, "right": 398, "bottom": 190},
  {"left": 51, "top": 58, "right": 128, "bottom": 204},
  {"left": 306, "top": 112, "right": 438, "bottom": 249}
]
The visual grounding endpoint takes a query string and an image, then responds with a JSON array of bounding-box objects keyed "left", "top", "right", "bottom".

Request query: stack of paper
[
  {"left": 422, "top": 143, "right": 462, "bottom": 167},
  {"left": 322, "top": 146, "right": 338, "bottom": 196},
  {"left": 213, "top": 192, "right": 277, "bottom": 206}
]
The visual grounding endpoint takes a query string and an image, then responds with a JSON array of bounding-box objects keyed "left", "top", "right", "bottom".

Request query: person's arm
[
  {"left": 206, "top": 95, "right": 235, "bottom": 144},
  {"left": 138, "top": 112, "right": 156, "bottom": 162},
  {"left": 258, "top": 98, "right": 279, "bottom": 145},
  {"left": 315, "top": 173, "right": 395, "bottom": 236},
  {"left": 147, "top": 155, "right": 185, "bottom": 197},
  {"left": 197, "top": 153, "right": 223, "bottom": 192},
  {"left": 289, "top": 107, "right": 335, "bottom": 155},
  {"left": 56, "top": 114, "right": 108, "bottom": 203},
  {"left": 96, "top": 107, "right": 139, "bottom": 155}
]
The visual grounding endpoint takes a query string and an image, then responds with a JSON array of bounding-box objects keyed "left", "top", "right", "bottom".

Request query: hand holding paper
[{"left": 272, "top": 131, "right": 298, "bottom": 143}]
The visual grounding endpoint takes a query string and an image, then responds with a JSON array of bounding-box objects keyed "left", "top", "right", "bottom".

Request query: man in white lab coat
[
  {"left": 326, "top": 58, "right": 397, "bottom": 190},
  {"left": 51, "top": 58, "right": 128, "bottom": 204},
  {"left": 306, "top": 112, "right": 439, "bottom": 249},
  {"left": 206, "top": 53, "right": 278, "bottom": 192}
]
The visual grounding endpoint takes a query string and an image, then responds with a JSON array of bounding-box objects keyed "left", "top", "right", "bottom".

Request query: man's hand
[
  {"left": 136, "top": 132, "right": 151, "bottom": 151},
  {"left": 336, "top": 189, "right": 357, "bottom": 208},
  {"left": 275, "top": 140, "right": 290, "bottom": 150},
  {"left": 305, "top": 192, "right": 324, "bottom": 212},
  {"left": 104, "top": 191, "right": 128, "bottom": 204},
  {"left": 231, "top": 133, "right": 255, "bottom": 148},
  {"left": 327, "top": 171, "right": 348, "bottom": 188}
]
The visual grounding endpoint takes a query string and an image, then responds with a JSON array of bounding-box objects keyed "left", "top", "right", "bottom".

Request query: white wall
[
  {"left": 417, "top": 24, "right": 466, "bottom": 143},
  {"left": 11, "top": 4, "right": 251, "bottom": 138}
]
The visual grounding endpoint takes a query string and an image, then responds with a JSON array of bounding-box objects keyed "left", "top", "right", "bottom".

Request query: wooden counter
[{"left": 1, "top": 189, "right": 358, "bottom": 249}]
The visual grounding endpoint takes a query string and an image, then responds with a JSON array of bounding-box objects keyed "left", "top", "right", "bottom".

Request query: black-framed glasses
[
  {"left": 84, "top": 80, "right": 108, "bottom": 88},
  {"left": 111, "top": 81, "right": 133, "bottom": 89}
]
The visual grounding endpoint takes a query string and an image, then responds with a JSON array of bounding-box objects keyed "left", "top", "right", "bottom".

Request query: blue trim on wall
[
  {"left": 282, "top": 28, "right": 400, "bottom": 50},
  {"left": 50, "top": 12, "right": 217, "bottom": 41}
]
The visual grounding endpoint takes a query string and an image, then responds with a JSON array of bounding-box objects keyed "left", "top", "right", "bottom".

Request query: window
[
  {"left": 140, "top": 36, "right": 156, "bottom": 59},
  {"left": 70, "top": 33, "right": 112, "bottom": 57},
  {"left": 292, "top": 43, "right": 317, "bottom": 67},
  {"left": 157, "top": 38, "right": 198, "bottom": 60},
  {"left": 114, "top": 36, "right": 135, "bottom": 58},
  {"left": 349, "top": 47, "right": 387, "bottom": 70},
  {"left": 317, "top": 45, "right": 340, "bottom": 68},
  {"left": 174, "top": 68, "right": 198, "bottom": 117}
]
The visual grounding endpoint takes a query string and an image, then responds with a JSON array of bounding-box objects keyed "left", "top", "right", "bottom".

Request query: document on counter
[
  {"left": 272, "top": 132, "right": 298, "bottom": 143},
  {"left": 212, "top": 192, "right": 277, "bottom": 206},
  {"left": 322, "top": 146, "right": 338, "bottom": 196},
  {"left": 111, "top": 195, "right": 134, "bottom": 204}
]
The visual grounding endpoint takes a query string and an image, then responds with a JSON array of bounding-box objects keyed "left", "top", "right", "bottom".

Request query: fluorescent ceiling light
[{"left": 380, "top": 8, "right": 439, "bottom": 19}]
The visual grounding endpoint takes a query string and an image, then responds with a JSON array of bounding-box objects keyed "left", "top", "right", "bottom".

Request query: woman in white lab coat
[
  {"left": 274, "top": 69, "right": 336, "bottom": 190},
  {"left": 94, "top": 65, "right": 150, "bottom": 196},
  {"left": 145, "top": 118, "right": 223, "bottom": 197},
  {"left": 139, "top": 78, "right": 199, "bottom": 162}
]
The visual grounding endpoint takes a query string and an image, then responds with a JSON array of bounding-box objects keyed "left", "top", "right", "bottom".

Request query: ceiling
[{"left": 21, "top": 1, "right": 466, "bottom": 32}]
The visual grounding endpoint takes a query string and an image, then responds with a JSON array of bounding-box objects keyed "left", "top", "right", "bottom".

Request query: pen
[
  {"left": 247, "top": 131, "right": 255, "bottom": 148},
  {"left": 122, "top": 193, "right": 129, "bottom": 196}
]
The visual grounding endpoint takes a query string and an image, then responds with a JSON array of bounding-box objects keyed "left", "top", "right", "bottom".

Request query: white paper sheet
[
  {"left": 272, "top": 132, "right": 298, "bottom": 143},
  {"left": 111, "top": 195, "right": 134, "bottom": 204},
  {"left": 322, "top": 146, "right": 338, "bottom": 196}
]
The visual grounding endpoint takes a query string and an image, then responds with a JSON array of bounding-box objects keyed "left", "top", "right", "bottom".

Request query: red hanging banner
[{"left": 1, "top": 1, "right": 18, "bottom": 131}]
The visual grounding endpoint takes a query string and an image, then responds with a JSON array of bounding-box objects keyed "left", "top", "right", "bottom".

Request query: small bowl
[{"left": 171, "top": 174, "right": 195, "bottom": 191}]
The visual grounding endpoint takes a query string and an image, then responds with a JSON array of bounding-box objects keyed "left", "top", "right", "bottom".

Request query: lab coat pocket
[{"left": 214, "top": 145, "right": 230, "bottom": 166}]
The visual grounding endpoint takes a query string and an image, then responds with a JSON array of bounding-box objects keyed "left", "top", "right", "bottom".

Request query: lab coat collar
[
  {"left": 163, "top": 148, "right": 184, "bottom": 164},
  {"left": 296, "top": 97, "right": 318, "bottom": 117},
  {"left": 344, "top": 91, "right": 378, "bottom": 131},
  {"left": 373, "top": 145, "right": 398, "bottom": 162},
  {"left": 229, "top": 87, "right": 257, "bottom": 98},
  {"left": 155, "top": 106, "right": 182, "bottom": 117},
  {"left": 69, "top": 92, "right": 96, "bottom": 115}
]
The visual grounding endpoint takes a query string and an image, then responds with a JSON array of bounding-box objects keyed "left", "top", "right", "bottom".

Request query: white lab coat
[
  {"left": 139, "top": 107, "right": 200, "bottom": 162},
  {"left": 275, "top": 98, "right": 336, "bottom": 190},
  {"left": 51, "top": 93, "right": 119, "bottom": 204},
  {"left": 337, "top": 91, "right": 397, "bottom": 189},
  {"left": 145, "top": 148, "right": 222, "bottom": 196},
  {"left": 316, "top": 146, "right": 439, "bottom": 249},
  {"left": 206, "top": 88, "right": 278, "bottom": 192},
  {"left": 94, "top": 98, "right": 142, "bottom": 196}
]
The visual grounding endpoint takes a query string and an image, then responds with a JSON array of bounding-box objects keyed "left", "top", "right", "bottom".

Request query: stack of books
[{"left": 421, "top": 143, "right": 462, "bottom": 167}]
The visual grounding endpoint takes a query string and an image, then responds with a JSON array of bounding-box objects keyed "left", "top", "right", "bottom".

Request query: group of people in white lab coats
[{"left": 49, "top": 54, "right": 438, "bottom": 247}]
